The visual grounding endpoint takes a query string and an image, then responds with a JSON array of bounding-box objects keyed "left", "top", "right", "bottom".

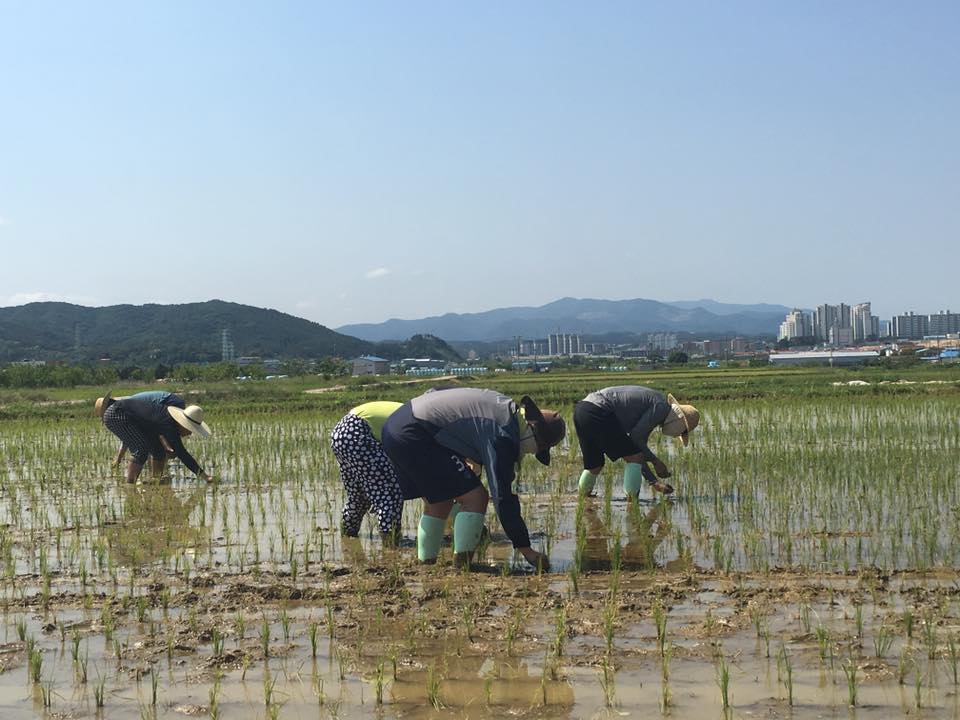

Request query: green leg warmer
[
  {"left": 453, "top": 511, "right": 485, "bottom": 554},
  {"left": 417, "top": 515, "right": 446, "bottom": 562},
  {"left": 623, "top": 463, "right": 645, "bottom": 497},
  {"left": 578, "top": 470, "right": 598, "bottom": 495}
]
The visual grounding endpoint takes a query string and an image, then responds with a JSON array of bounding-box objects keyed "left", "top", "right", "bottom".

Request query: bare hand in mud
[
  {"left": 652, "top": 459, "right": 671, "bottom": 478},
  {"left": 520, "top": 547, "right": 550, "bottom": 572},
  {"left": 652, "top": 480, "right": 674, "bottom": 495}
]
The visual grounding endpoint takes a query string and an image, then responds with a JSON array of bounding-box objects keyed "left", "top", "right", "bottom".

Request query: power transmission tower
[{"left": 221, "top": 328, "right": 235, "bottom": 363}]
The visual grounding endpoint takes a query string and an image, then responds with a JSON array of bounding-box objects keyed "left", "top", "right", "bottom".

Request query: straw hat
[
  {"left": 519, "top": 395, "right": 566, "bottom": 466},
  {"left": 94, "top": 392, "right": 113, "bottom": 418},
  {"left": 167, "top": 405, "right": 212, "bottom": 437},
  {"left": 662, "top": 394, "right": 699, "bottom": 446}
]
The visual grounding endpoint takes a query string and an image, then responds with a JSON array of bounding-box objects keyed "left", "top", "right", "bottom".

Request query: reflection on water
[
  {"left": 355, "top": 647, "right": 577, "bottom": 714},
  {"left": 578, "top": 499, "right": 689, "bottom": 573},
  {"left": 106, "top": 483, "right": 209, "bottom": 567}
]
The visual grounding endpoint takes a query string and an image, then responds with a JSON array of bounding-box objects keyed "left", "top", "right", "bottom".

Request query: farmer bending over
[
  {"left": 330, "top": 401, "right": 408, "bottom": 544},
  {"left": 574, "top": 386, "right": 698, "bottom": 499},
  {"left": 381, "top": 387, "right": 565, "bottom": 571},
  {"left": 96, "top": 391, "right": 213, "bottom": 484}
]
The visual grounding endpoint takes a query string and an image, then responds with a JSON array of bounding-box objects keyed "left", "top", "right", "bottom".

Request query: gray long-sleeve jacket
[
  {"left": 409, "top": 387, "right": 531, "bottom": 548},
  {"left": 582, "top": 386, "right": 671, "bottom": 462}
]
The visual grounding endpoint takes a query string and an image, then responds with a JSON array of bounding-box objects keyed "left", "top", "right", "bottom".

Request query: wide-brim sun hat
[
  {"left": 519, "top": 395, "right": 566, "bottom": 466},
  {"left": 663, "top": 393, "right": 700, "bottom": 447},
  {"left": 94, "top": 392, "right": 113, "bottom": 418},
  {"left": 168, "top": 405, "right": 212, "bottom": 437}
]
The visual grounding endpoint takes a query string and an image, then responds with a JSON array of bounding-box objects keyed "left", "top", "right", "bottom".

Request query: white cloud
[
  {"left": 0, "top": 215, "right": 9, "bottom": 227},
  {"left": 364, "top": 267, "right": 390, "bottom": 280}
]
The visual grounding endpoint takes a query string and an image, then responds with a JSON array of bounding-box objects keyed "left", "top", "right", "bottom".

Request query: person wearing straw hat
[
  {"left": 96, "top": 391, "right": 174, "bottom": 469},
  {"left": 330, "top": 400, "right": 407, "bottom": 544},
  {"left": 574, "top": 386, "right": 699, "bottom": 499},
  {"left": 96, "top": 391, "right": 213, "bottom": 484},
  {"left": 381, "top": 387, "right": 566, "bottom": 571}
]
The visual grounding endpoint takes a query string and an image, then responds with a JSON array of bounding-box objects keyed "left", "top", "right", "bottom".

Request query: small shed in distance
[{"left": 352, "top": 355, "right": 390, "bottom": 376}]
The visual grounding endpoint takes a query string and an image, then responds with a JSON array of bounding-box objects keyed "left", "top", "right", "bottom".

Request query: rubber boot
[
  {"left": 453, "top": 511, "right": 485, "bottom": 569},
  {"left": 623, "top": 463, "right": 645, "bottom": 498},
  {"left": 417, "top": 515, "right": 445, "bottom": 563},
  {"left": 578, "top": 470, "right": 598, "bottom": 495}
]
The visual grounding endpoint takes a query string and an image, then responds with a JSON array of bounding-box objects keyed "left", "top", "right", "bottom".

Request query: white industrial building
[{"left": 769, "top": 350, "right": 879, "bottom": 366}]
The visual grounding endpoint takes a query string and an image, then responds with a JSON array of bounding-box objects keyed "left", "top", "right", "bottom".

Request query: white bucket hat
[
  {"left": 662, "top": 394, "right": 699, "bottom": 446},
  {"left": 167, "top": 405, "right": 212, "bottom": 437}
]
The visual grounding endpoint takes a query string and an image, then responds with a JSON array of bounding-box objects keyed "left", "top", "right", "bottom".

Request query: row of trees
[{"left": 0, "top": 358, "right": 352, "bottom": 388}]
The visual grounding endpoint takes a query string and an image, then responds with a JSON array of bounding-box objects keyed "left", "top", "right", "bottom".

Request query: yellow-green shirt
[{"left": 350, "top": 401, "right": 402, "bottom": 441}]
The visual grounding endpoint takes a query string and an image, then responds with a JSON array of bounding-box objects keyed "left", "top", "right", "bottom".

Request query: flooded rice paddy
[{"left": 1, "top": 390, "right": 959, "bottom": 718}]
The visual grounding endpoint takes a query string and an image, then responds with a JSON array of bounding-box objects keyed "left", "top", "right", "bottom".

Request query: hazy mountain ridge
[
  {"left": 337, "top": 297, "right": 790, "bottom": 341},
  {"left": 0, "top": 301, "right": 460, "bottom": 364}
]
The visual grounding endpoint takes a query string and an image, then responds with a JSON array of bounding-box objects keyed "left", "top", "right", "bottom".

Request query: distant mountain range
[
  {"left": 0, "top": 301, "right": 460, "bottom": 364},
  {"left": 0, "top": 297, "right": 792, "bottom": 365},
  {"left": 337, "top": 297, "right": 792, "bottom": 342}
]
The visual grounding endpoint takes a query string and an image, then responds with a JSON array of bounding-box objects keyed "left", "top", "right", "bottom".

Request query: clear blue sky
[{"left": 1, "top": 1, "right": 957, "bottom": 327}]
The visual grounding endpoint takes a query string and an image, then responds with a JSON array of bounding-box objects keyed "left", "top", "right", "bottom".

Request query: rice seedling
[
  {"left": 211, "top": 627, "right": 224, "bottom": 657},
  {"left": 653, "top": 599, "right": 668, "bottom": 655},
  {"left": 873, "top": 624, "right": 893, "bottom": 658},
  {"left": 777, "top": 644, "right": 794, "bottom": 705},
  {"left": 948, "top": 635, "right": 959, "bottom": 685},
  {"left": 553, "top": 605, "right": 566, "bottom": 658},
  {"left": 260, "top": 618, "right": 271, "bottom": 659},
  {"left": 599, "top": 656, "right": 616, "bottom": 707},
  {"left": 842, "top": 657, "right": 859, "bottom": 707},
  {"left": 898, "top": 647, "right": 912, "bottom": 685},
  {"left": 40, "top": 676, "right": 54, "bottom": 708},
  {"left": 716, "top": 653, "right": 731, "bottom": 710},
  {"left": 308, "top": 621, "right": 318, "bottom": 658},
  {"left": 29, "top": 646, "right": 43, "bottom": 684},
  {"left": 263, "top": 672, "right": 276, "bottom": 708},
  {"left": 94, "top": 672, "right": 106, "bottom": 709},
  {"left": 426, "top": 661, "right": 442, "bottom": 710},
  {"left": 923, "top": 612, "right": 938, "bottom": 659},
  {"left": 209, "top": 673, "right": 221, "bottom": 719},
  {"left": 816, "top": 623, "right": 830, "bottom": 660},
  {"left": 659, "top": 641, "right": 673, "bottom": 713},
  {"left": 903, "top": 608, "right": 915, "bottom": 639}
]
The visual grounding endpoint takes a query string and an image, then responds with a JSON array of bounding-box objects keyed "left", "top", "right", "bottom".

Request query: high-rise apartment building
[
  {"left": 892, "top": 312, "right": 929, "bottom": 339},
  {"left": 813, "top": 304, "right": 840, "bottom": 341},
  {"left": 852, "top": 302, "right": 875, "bottom": 342},
  {"left": 928, "top": 311, "right": 960, "bottom": 335},
  {"left": 779, "top": 309, "right": 812, "bottom": 341},
  {"left": 647, "top": 332, "right": 678, "bottom": 351}
]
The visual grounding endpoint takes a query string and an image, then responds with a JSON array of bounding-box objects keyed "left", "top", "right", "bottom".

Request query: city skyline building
[
  {"left": 548, "top": 333, "right": 583, "bottom": 356},
  {"left": 892, "top": 312, "right": 930, "bottom": 340},
  {"left": 779, "top": 309, "right": 812, "bottom": 341}
]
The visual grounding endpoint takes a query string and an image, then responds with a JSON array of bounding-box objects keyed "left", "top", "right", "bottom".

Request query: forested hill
[{"left": 0, "top": 301, "right": 459, "bottom": 364}]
